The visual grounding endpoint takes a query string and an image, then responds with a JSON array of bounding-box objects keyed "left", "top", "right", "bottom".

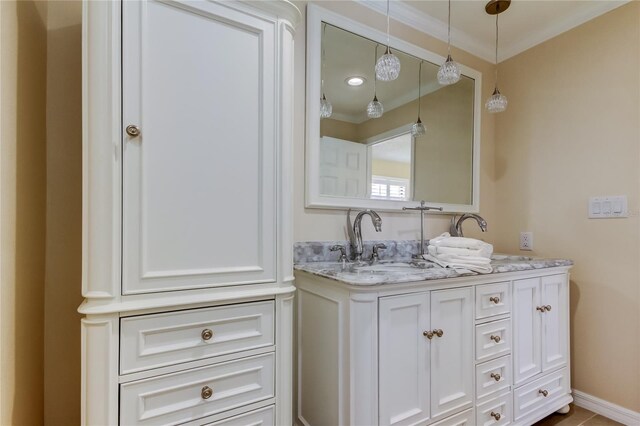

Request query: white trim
[
  {"left": 573, "top": 389, "right": 640, "bottom": 426},
  {"left": 355, "top": 0, "right": 630, "bottom": 63}
]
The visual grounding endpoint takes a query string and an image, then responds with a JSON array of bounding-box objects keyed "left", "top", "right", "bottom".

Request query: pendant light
[
  {"left": 367, "top": 44, "right": 384, "bottom": 119},
  {"left": 411, "top": 61, "right": 426, "bottom": 137},
  {"left": 437, "top": 0, "right": 461, "bottom": 85},
  {"left": 320, "top": 23, "right": 333, "bottom": 118},
  {"left": 485, "top": 0, "right": 510, "bottom": 113},
  {"left": 375, "top": 0, "right": 401, "bottom": 81}
]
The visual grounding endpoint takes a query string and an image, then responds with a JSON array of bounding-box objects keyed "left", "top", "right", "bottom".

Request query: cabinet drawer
[
  {"left": 513, "top": 368, "right": 569, "bottom": 421},
  {"left": 431, "top": 408, "right": 474, "bottom": 426},
  {"left": 204, "top": 405, "right": 274, "bottom": 426},
  {"left": 120, "top": 353, "right": 274, "bottom": 425},
  {"left": 476, "top": 319, "right": 511, "bottom": 362},
  {"left": 121, "top": 301, "right": 274, "bottom": 374},
  {"left": 476, "top": 355, "right": 512, "bottom": 401},
  {"left": 476, "top": 392, "right": 512, "bottom": 426},
  {"left": 476, "top": 282, "right": 511, "bottom": 320}
]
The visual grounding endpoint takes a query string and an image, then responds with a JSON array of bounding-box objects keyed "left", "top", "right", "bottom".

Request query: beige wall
[
  {"left": 0, "top": 1, "right": 47, "bottom": 424},
  {"left": 493, "top": 2, "right": 640, "bottom": 412},
  {"left": 372, "top": 159, "right": 410, "bottom": 179},
  {"left": 43, "top": 2, "right": 82, "bottom": 423},
  {"left": 293, "top": 0, "right": 497, "bottom": 243}
]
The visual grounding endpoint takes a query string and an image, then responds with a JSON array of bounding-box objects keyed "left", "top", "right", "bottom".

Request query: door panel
[
  {"left": 319, "top": 137, "right": 367, "bottom": 198},
  {"left": 379, "top": 293, "right": 430, "bottom": 426},
  {"left": 122, "top": 0, "right": 276, "bottom": 294},
  {"left": 513, "top": 278, "right": 542, "bottom": 385},
  {"left": 430, "top": 287, "right": 474, "bottom": 419},
  {"left": 541, "top": 275, "right": 568, "bottom": 371}
]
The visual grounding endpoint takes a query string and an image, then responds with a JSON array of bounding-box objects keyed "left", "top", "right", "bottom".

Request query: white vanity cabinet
[
  {"left": 81, "top": 1, "right": 300, "bottom": 424},
  {"left": 296, "top": 267, "right": 572, "bottom": 426}
]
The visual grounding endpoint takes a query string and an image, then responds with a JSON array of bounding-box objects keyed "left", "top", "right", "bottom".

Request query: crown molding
[{"left": 354, "top": 0, "right": 630, "bottom": 64}]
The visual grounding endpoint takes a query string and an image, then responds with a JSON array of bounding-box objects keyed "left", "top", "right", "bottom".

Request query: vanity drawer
[
  {"left": 513, "top": 368, "right": 569, "bottom": 421},
  {"left": 476, "top": 355, "right": 512, "bottom": 401},
  {"left": 431, "top": 408, "right": 474, "bottom": 426},
  {"left": 120, "top": 300, "right": 274, "bottom": 374},
  {"left": 204, "top": 405, "right": 274, "bottom": 426},
  {"left": 476, "top": 319, "right": 511, "bottom": 362},
  {"left": 476, "top": 392, "right": 512, "bottom": 426},
  {"left": 476, "top": 282, "right": 510, "bottom": 320},
  {"left": 120, "top": 353, "right": 274, "bottom": 425}
]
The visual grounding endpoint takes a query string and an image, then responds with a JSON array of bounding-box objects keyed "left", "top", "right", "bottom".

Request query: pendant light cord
[
  {"left": 322, "top": 23, "right": 327, "bottom": 96},
  {"left": 417, "top": 61, "right": 422, "bottom": 119},
  {"left": 386, "top": 0, "right": 391, "bottom": 50},
  {"left": 494, "top": 13, "right": 499, "bottom": 86},
  {"left": 447, "top": 0, "right": 452, "bottom": 55},
  {"left": 374, "top": 44, "right": 379, "bottom": 96}
]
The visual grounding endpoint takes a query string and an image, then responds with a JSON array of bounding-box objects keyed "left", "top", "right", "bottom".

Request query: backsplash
[{"left": 294, "top": 240, "right": 426, "bottom": 263}]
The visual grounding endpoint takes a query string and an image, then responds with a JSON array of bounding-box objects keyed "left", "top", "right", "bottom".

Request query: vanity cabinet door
[
  {"left": 121, "top": 0, "right": 277, "bottom": 294},
  {"left": 541, "top": 275, "right": 568, "bottom": 371},
  {"left": 430, "top": 287, "right": 474, "bottom": 420},
  {"left": 513, "top": 278, "right": 542, "bottom": 385},
  {"left": 379, "top": 292, "right": 431, "bottom": 426}
]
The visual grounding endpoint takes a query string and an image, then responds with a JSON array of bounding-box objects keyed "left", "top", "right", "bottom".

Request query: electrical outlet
[{"left": 520, "top": 232, "right": 533, "bottom": 251}]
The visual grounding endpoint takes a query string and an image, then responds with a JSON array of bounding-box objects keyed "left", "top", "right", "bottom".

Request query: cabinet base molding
[{"left": 572, "top": 389, "right": 640, "bottom": 426}]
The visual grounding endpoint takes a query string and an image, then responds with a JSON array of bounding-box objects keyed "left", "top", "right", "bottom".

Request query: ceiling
[{"left": 356, "top": 0, "right": 629, "bottom": 62}]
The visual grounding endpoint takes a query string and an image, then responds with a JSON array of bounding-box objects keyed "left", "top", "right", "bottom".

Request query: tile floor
[{"left": 533, "top": 404, "right": 623, "bottom": 426}]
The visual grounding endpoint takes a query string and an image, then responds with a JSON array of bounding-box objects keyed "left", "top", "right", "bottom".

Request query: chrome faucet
[
  {"left": 347, "top": 209, "right": 382, "bottom": 261},
  {"left": 450, "top": 213, "right": 488, "bottom": 237}
]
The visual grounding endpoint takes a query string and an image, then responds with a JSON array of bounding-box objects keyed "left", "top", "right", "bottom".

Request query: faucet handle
[
  {"left": 330, "top": 245, "right": 348, "bottom": 262},
  {"left": 370, "top": 243, "right": 387, "bottom": 263}
]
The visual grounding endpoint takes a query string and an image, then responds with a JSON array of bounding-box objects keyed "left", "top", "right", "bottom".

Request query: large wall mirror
[{"left": 305, "top": 5, "right": 482, "bottom": 212}]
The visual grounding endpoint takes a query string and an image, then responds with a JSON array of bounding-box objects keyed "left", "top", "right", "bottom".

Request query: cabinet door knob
[
  {"left": 490, "top": 372, "right": 501, "bottom": 382},
  {"left": 201, "top": 386, "right": 213, "bottom": 399},
  {"left": 201, "top": 329, "right": 213, "bottom": 341},
  {"left": 490, "top": 411, "right": 501, "bottom": 421},
  {"left": 536, "top": 306, "right": 546, "bottom": 312},
  {"left": 423, "top": 330, "right": 434, "bottom": 339},
  {"left": 489, "top": 296, "right": 500, "bottom": 304},
  {"left": 490, "top": 335, "right": 501, "bottom": 343},
  {"left": 545, "top": 305, "right": 552, "bottom": 311},
  {"left": 539, "top": 389, "right": 549, "bottom": 397},
  {"left": 433, "top": 329, "right": 444, "bottom": 338},
  {"left": 125, "top": 124, "right": 141, "bottom": 137}
]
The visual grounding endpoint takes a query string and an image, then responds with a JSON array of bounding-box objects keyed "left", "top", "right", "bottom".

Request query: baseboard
[{"left": 572, "top": 389, "right": 640, "bottom": 426}]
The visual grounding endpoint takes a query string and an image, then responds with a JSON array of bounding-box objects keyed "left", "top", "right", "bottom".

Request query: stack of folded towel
[{"left": 424, "top": 232, "right": 493, "bottom": 274}]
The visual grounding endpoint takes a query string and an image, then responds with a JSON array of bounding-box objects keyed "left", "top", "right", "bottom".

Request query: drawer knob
[
  {"left": 423, "top": 330, "right": 434, "bottom": 339},
  {"left": 490, "top": 335, "right": 501, "bottom": 343},
  {"left": 536, "top": 306, "right": 546, "bottom": 312},
  {"left": 125, "top": 124, "right": 141, "bottom": 137},
  {"left": 433, "top": 329, "right": 444, "bottom": 338},
  {"left": 545, "top": 305, "right": 552, "bottom": 312},
  {"left": 539, "top": 389, "right": 549, "bottom": 397},
  {"left": 490, "top": 372, "right": 501, "bottom": 382},
  {"left": 201, "top": 386, "right": 213, "bottom": 399},
  {"left": 201, "top": 329, "right": 213, "bottom": 341},
  {"left": 490, "top": 411, "right": 501, "bottom": 421},
  {"left": 489, "top": 296, "right": 500, "bottom": 304}
]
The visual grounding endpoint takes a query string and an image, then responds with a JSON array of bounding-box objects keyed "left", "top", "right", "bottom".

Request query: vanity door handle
[
  {"left": 433, "top": 329, "right": 444, "bottom": 338},
  {"left": 536, "top": 306, "right": 546, "bottom": 312},
  {"left": 490, "top": 335, "right": 501, "bottom": 343},
  {"left": 490, "top": 411, "right": 501, "bottom": 421},
  {"left": 545, "top": 305, "right": 552, "bottom": 311},
  {"left": 539, "top": 389, "right": 549, "bottom": 397},
  {"left": 423, "top": 330, "right": 434, "bottom": 339},
  {"left": 489, "top": 296, "right": 500, "bottom": 304},
  {"left": 490, "top": 372, "right": 501, "bottom": 381},
  {"left": 201, "top": 386, "right": 213, "bottom": 399},
  {"left": 125, "top": 124, "right": 141, "bottom": 137}
]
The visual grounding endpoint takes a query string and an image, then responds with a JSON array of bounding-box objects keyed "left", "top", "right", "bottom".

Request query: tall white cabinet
[{"left": 80, "top": 1, "right": 300, "bottom": 424}]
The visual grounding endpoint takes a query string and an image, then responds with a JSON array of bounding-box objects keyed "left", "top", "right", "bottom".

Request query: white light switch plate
[{"left": 589, "top": 196, "right": 628, "bottom": 219}]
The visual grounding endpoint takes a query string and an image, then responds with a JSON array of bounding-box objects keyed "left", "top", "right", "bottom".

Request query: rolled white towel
[
  {"left": 424, "top": 253, "right": 493, "bottom": 274},
  {"left": 428, "top": 244, "right": 493, "bottom": 259},
  {"left": 430, "top": 232, "right": 492, "bottom": 251}
]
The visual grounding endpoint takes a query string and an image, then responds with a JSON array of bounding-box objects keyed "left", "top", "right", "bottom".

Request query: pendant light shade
[
  {"left": 485, "top": 0, "right": 510, "bottom": 113},
  {"left": 367, "top": 44, "right": 385, "bottom": 118},
  {"left": 437, "top": 0, "right": 461, "bottom": 85},
  {"left": 320, "top": 23, "right": 333, "bottom": 118},
  {"left": 375, "top": 0, "right": 401, "bottom": 81},
  {"left": 411, "top": 61, "right": 426, "bottom": 138}
]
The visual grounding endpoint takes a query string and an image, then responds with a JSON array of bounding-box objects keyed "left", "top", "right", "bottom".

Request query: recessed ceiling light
[{"left": 346, "top": 76, "right": 366, "bottom": 86}]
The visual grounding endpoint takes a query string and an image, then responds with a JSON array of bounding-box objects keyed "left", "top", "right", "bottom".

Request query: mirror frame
[{"left": 305, "top": 4, "right": 482, "bottom": 213}]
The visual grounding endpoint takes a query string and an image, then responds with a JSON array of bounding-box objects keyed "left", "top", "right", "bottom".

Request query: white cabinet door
[
  {"left": 430, "top": 287, "right": 474, "bottom": 419},
  {"left": 122, "top": 1, "right": 277, "bottom": 294},
  {"left": 541, "top": 275, "right": 568, "bottom": 371},
  {"left": 379, "top": 293, "right": 430, "bottom": 426},
  {"left": 319, "top": 137, "right": 367, "bottom": 198},
  {"left": 513, "top": 278, "right": 542, "bottom": 385}
]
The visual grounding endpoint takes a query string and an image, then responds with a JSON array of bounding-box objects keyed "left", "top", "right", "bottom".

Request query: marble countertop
[{"left": 294, "top": 255, "right": 573, "bottom": 286}]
